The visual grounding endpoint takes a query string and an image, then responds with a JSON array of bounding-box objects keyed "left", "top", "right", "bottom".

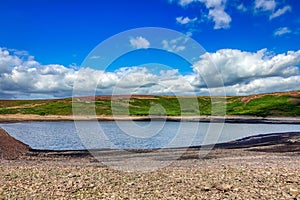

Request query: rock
[
  {"left": 214, "top": 183, "right": 232, "bottom": 192},
  {"left": 232, "top": 188, "right": 239, "bottom": 192},
  {"left": 290, "top": 188, "right": 298, "bottom": 196},
  {"left": 287, "top": 139, "right": 300, "bottom": 144},
  {"left": 67, "top": 173, "right": 76, "bottom": 178},
  {"left": 89, "top": 184, "right": 95, "bottom": 188},
  {"left": 202, "top": 186, "right": 210, "bottom": 191}
]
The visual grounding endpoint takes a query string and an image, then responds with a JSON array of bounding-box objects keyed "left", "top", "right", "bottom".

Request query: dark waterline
[{"left": 1, "top": 121, "right": 299, "bottom": 150}]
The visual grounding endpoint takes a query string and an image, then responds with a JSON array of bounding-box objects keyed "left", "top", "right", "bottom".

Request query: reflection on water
[{"left": 0, "top": 121, "right": 299, "bottom": 150}]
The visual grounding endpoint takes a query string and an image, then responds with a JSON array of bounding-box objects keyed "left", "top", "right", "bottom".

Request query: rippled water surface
[{"left": 1, "top": 121, "right": 299, "bottom": 150}]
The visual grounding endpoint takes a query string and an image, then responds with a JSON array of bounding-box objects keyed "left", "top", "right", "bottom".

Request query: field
[{"left": 0, "top": 91, "right": 299, "bottom": 117}]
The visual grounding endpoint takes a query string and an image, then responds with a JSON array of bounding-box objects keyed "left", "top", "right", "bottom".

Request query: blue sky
[
  {"left": 0, "top": 0, "right": 300, "bottom": 98},
  {"left": 1, "top": 0, "right": 299, "bottom": 66}
]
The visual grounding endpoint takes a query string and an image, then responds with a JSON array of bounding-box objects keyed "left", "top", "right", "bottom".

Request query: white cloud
[
  {"left": 162, "top": 35, "right": 189, "bottom": 52},
  {"left": 176, "top": 16, "right": 198, "bottom": 25},
  {"left": 178, "top": 0, "right": 194, "bottom": 6},
  {"left": 270, "top": 5, "right": 292, "bottom": 19},
  {"left": 130, "top": 36, "right": 150, "bottom": 49},
  {"left": 223, "top": 76, "right": 300, "bottom": 96},
  {"left": 192, "top": 48, "right": 300, "bottom": 90},
  {"left": 200, "top": 0, "right": 231, "bottom": 29},
  {"left": 237, "top": 3, "right": 247, "bottom": 12},
  {"left": 89, "top": 55, "right": 101, "bottom": 60},
  {"left": 255, "top": 0, "right": 276, "bottom": 12},
  {"left": 0, "top": 48, "right": 86, "bottom": 98},
  {"left": 162, "top": 40, "right": 186, "bottom": 52},
  {"left": 207, "top": 6, "right": 231, "bottom": 29},
  {"left": 199, "top": 0, "right": 224, "bottom": 8},
  {"left": 273, "top": 27, "right": 292, "bottom": 36}
]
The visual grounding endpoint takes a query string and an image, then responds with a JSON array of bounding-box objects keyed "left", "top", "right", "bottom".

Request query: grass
[
  {"left": 227, "top": 95, "right": 300, "bottom": 117},
  {"left": 0, "top": 91, "right": 299, "bottom": 117}
]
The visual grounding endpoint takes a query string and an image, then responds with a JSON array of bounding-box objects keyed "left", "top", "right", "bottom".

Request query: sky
[{"left": 0, "top": 0, "right": 300, "bottom": 99}]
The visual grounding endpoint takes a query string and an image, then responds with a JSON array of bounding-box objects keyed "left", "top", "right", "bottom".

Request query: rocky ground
[{"left": 0, "top": 128, "right": 300, "bottom": 199}]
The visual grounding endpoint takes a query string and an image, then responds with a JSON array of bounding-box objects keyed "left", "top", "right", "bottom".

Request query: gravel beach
[{"left": 0, "top": 128, "right": 300, "bottom": 199}]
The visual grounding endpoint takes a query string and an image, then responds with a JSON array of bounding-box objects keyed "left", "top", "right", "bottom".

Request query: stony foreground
[{"left": 0, "top": 155, "right": 300, "bottom": 199}]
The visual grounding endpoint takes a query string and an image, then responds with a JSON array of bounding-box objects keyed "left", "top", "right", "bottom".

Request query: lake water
[{"left": 1, "top": 121, "right": 300, "bottom": 150}]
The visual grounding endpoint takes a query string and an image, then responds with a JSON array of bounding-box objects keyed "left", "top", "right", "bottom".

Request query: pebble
[
  {"left": 290, "top": 188, "right": 299, "bottom": 196},
  {"left": 67, "top": 173, "right": 76, "bottom": 178},
  {"left": 214, "top": 183, "right": 232, "bottom": 192}
]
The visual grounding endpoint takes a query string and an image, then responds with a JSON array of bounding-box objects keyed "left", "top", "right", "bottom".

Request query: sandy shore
[
  {"left": 0, "top": 127, "right": 300, "bottom": 199},
  {"left": 0, "top": 114, "right": 300, "bottom": 124}
]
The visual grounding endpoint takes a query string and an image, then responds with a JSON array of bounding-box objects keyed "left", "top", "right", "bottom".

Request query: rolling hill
[{"left": 0, "top": 91, "right": 299, "bottom": 117}]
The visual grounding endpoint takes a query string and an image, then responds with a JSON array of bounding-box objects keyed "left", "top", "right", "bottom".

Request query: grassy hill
[{"left": 0, "top": 91, "right": 299, "bottom": 117}]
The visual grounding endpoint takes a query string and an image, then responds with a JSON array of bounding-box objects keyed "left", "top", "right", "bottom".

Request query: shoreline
[{"left": 0, "top": 114, "right": 300, "bottom": 124}]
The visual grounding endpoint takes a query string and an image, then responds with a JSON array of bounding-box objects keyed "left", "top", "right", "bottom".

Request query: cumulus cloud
[
  {"left": 1, "top": 47, "right": 300, "bottom": 99},
  {"left": 222, "top": 76, "right": 300, "bottom": 96},
  {"left": 129, "top": 36, "right": 150, "bottom": 49},
  {"left": 207, "top": 6, "right": 231, "bottom": 29},
  {"left": 270, "top": 5, "right": 292, "bottom": 20},
  {"left": 199, "top": 0, "right": 231, "bottom": 29},
  {"left": 273, "top": 27, "right": 292, "bottom": 36},
  {"left": 0, "top": 48, "right": 81, "bottom": 99},
  {"left": 255, "top": 0, "right": 276, "bottom": 12},
  {"left": 191, "top": 49, "right": 300, "bottom": 91},
  {"left": 176, "top": 16, "right": 198, "bottom": 25}
]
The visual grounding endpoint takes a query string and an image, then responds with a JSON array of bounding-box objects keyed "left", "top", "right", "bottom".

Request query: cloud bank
[
  {"left": 192, "top": 49, "right": 300, "bottom": 95},
  {"left": 0, "top": 47, "right": 299, "bottom": 99}
]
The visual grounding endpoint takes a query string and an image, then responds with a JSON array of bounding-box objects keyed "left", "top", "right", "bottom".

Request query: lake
[{"left": 1, "top": 121, "right": 300, "bottom": 150}]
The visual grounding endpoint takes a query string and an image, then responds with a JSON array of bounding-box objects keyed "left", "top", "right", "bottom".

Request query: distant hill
[{"left": 0, "top": 91, "right": 299, "bottom": 117}]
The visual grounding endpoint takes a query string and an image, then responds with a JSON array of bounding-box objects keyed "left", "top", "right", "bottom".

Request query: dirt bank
[{"left": 0, "top": 128, "right": 30, "bottom": 159}]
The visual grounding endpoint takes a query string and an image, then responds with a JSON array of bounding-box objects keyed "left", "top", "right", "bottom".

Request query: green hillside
[{"left": 0, "top": 91, "right": 299, "bottom": 117}]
